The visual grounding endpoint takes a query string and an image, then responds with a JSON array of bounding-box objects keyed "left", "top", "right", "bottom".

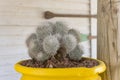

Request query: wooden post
[{"left": 97, "top": 0, "right": 120, "bottom": 80}]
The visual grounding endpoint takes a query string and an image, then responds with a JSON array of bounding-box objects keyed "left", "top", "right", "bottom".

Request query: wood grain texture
[
  {"left": 0, "top": 0, "right": 89, "bottom": 25},
  {"left": 97, "top": 0, "right": 120, "bottom": 80},
  {"left": 0, "top": 0, "right": 89, "bottom": 10}
]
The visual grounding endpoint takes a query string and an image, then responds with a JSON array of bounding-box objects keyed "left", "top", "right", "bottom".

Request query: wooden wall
[{"left": 0, "top": 0, "right": 93, "bottom": 80}]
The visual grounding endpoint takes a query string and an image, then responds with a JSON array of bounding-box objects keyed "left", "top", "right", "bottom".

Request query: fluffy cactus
[
  {"left": 43, "top": 35, "right": 60, "bottom": 56},
  {"left": 28, "top": 39, "right": 41, "bottom": 59},
  {"left": 26, "top": 21, "right": 84, "bottom": 62},
  {"left": 26, "top": 33, "right": 37, "bottom": 47},
  {"left": 36, "top": 22, "right": 54, "bottom": 41},
  {"left": 68, "top": 29, "right": 81, "bottom": 43},
  {"left": 68, "top": 45, "right": 84, "bottom": 61},
  {"left": 62, "top": 34, "right": 77, "bottom": 53},
  {"left": 53, "top": 21, "right": 69, "bottom": 36},
  {"left": 54, "top": 33, "right": 62, "bottom": 41},
  {"left": 27, "top": 35, "right": 50, "bottom": 62},
  {"left": 36, "top": 52, "right": 50, "bottom": 62}
]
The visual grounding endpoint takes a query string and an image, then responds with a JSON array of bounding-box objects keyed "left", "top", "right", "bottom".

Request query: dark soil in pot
[{"left": 20, "top": 57, "right": 99, "bottom": 68}]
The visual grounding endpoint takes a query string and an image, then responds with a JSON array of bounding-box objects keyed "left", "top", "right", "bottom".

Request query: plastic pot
[{"left": 14, "top": 58, "right": 106, "bottom": 80}]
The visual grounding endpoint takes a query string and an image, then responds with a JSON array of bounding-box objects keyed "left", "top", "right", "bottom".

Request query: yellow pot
[{"left": 14, "top": 58, "right": 106, "bottom": 80}]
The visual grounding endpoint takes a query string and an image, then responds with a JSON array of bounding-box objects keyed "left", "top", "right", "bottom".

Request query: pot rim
[{"left": 14, "top": 57, "right": 106, "bottom": 76}]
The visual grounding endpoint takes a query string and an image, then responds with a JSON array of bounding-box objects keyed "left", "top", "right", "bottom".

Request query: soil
[{"left": 20, "top": 57, "right": 99, "bottom": 68}]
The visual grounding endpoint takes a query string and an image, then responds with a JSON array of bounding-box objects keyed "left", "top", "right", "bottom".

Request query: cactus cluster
[{"left": 26, "top": 21, "right": 84, "bottom": 62}]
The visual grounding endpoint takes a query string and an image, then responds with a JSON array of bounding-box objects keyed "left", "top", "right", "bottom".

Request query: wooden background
[
  {"left": 97, "top": 0, "right": 120, "bottom": 80},
  {"left": 0, "top": 0, "right": 97, "bottom": 80}
]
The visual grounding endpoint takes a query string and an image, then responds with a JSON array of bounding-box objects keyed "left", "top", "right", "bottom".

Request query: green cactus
[
  {"left": 54, "top": 33, "right": 62, "bottom": 41},
  {"left": 62, "top": 34, "right": 77, "bottom": 53},
  {"left": 68, "top": 29, "right": 81, "bottom": 43},
  {"left": 35, "top": 52, "right": 50, "bottom": 62},
  {"left": 53, "top": 21, "right": 69, "bottom": 36},
  {"left": 26, "top": 33, "right": 37, "bottom": 47},
  {"left": 43, "top": 35, "right": 60, "bottom": 56},
  {"left": 28, "top": 38, "right": 41, "bottom": 59},
  {"left": 68, "top": 45, "right": 84, "bottom": 61},
  {"left": 36, "top": 22, "right": 54, "bottom": 41},
  {"left": 26, "top": 21, "right": 84, "bottom": 62}
]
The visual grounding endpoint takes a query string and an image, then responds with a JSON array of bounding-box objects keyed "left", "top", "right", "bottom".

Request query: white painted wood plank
[
  {"left": 0, "top": 0, "right": 89, "bottom": 11},
  {"left": 91, "top": 0, "right": 97, "bottom": 15},
  {"left": 0, "top": 0, "right": 89, "bottom": 16},
  {"left": 91, "top": 39, "right": 97, "bottom": 58},
  {"left": 0, "top": 65, "right": 18, "bottom": 76},
  {"left": 0, "top": 6, "right": 88, "bottom": 16},
  {"left": 0, "top": 50, "right": 29, "bottom": 69},
  {"left": 0, "top": 36, "right": 27, "bottom": 46},
  {"left": 0, "top": 53, "right": 28, "bottom": 60},
  {"left": 0, "top": 0, "right": 89, "bottom": 25},
  {"left": 0, "top": 46, "right": 27, "bottom": 55},
  {"left": 0, "top": 74, "right": 20, "bottom": 80},
  {"left": 0, "top": 15, "right": 89, "bottom": 25},
  {"left": 0, "top": 6, "right": 88, "bottom": 14},
  {"left": 0, "top": 26, "right": 36, "bottom": 36},
  {"left": 91, "top": 18, "right": 97, "bottom": 36},
  {"left": 0, "top": 54, "right": 29, "bottom": 65},
  {"left": 0, "top": 7, "right": 43, "bottom": 19},
  {"left": 20, "top": 2, "right": 88, "bottom": 11},
  {"left": 0, "top": 56, "right": 29, "bottom": 65},
  {"left": 0, "top": 63, "right": 20, "bottom": 80},
  {"left": 0, "top": 0, "right": 89, "bottom": 6},
  {"left": 90, "top": 0, "right": 97, "bottom": 58},
  {"left": 0, "top": 16, "right": 42, "bottom": 25},
  {"left": 91, "top": 18, "right": 97, "bottom": 58}
]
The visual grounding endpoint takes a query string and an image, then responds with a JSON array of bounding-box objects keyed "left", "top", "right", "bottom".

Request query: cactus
[
  {"left": 43, "top": 35, "right": 60, "bottom": 56},
  {"left": 62, "top": 34, "right": 77, "bottom": 53},
  {"left": 54, "top": 33, "right": 62, "bottom": 41},
  {"left": 28, "top": 40, "right": 40, "bottom": 59},
  {"left": 26, "top": 21, "right": 84, "bottom": 62},
  {"left": 36, "top": 52, "right": 50, "bottom": 62},
  {"left": 26, "top": 33, "right": 37, "bottom": 47},
  {"left": 68, "top": 29, "right": 81, "bottom": 43},
  {"left": 27, "top": 35, "right": 41, "bottom": 59},
  {"left": 68, "top": 45, "right": 84, "bottom": 61},
  {"left": 36, "top": 22, "right": 54, "bottom": 41},
  {"left": 53, "top": 21, "right": 69, "bottom": 36},
  {"left": 27, "top": 36, "right": 51, "bottom": 62}
]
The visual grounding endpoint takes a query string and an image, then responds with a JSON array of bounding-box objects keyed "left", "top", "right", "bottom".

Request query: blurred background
[{"left": 0, "top": 0, "right": 97, "bottom": 80}]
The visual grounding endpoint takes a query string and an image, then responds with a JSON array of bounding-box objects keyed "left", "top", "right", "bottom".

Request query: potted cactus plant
[{"left": 14, "top": 21, "right": 106, "bottom": 80}]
